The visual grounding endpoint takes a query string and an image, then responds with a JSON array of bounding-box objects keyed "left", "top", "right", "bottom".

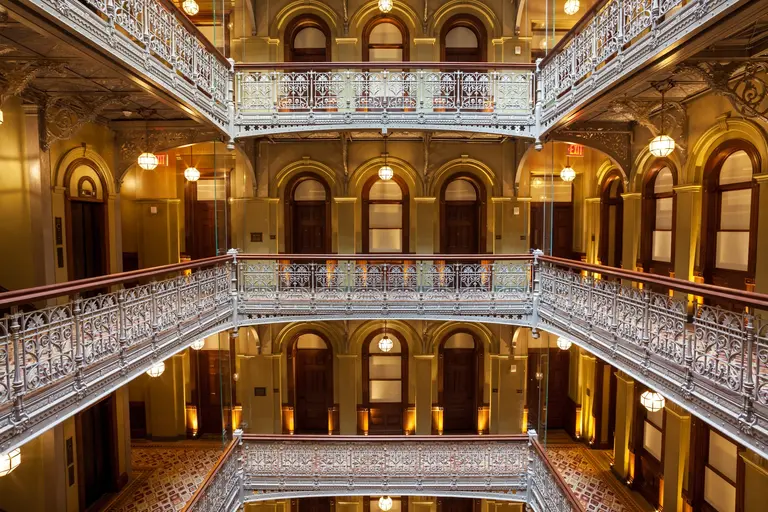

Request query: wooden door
[
  {"left": 600, "top": 198, "right": 624, "bottom": 267},
  {"left": 438, "top": 498, "right": 476, "bottom": 512},
  {"left": 293, "top": 203, "right": 328, "bottom": 254},
  {"left": 77, "top": 395, "right": 117, "bottom": 511},
  {"left": 197, "top": 350, "right": 232, "bottom": 436},
  {"left": 185, "top": 179, "right": 230, "bottom": 260},
  {"left": 526, "top": 348, "right": 570, "bottom": 431},
  {"left": 298, "top": 497, "right": 332, "bottom": 512},
  {"left": 442, "top": 348, "right": 477, "bottom": 433},
  {"left": 443, "top": 203, "right": 479, "bottom": 254},
  {"left": 530, "top": 203, "right": 573, "bottom": 258},
  {"left": 69, "top": 200, "right": 106, "bottom": 280},
  {"left": 294, "top": 348, "right": 332, "bottom": 433}
]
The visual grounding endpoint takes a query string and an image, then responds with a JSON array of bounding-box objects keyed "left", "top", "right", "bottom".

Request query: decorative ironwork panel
[
  {"left": 186, "top": 440, "right": 241, "bottom": 512},
  {"left": 528, "top": 433, "right": 581, "bottom": 512},
  {"left": 79, "top": 293, "right": 120, "bottom": 365},
  {"left": 18, "top": 305, "right": 75, "bottom": 392},
  {"left": 693, "top": 305, "right": 748, "bottom": 394}
]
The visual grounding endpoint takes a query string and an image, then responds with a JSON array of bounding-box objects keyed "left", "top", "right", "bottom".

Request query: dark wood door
[
  {"left": 443, "top": 203, "right": 479, "bottom": 254},
  {"left": 600, "top": 201, "right": 624, "bottom": 267},
  {"left": 526, "top": 348, "right": 570, "bottom": 431},
  {"left": 294, "top": 348, "right": 332, "bottom": 433},
  {"left": 197, "top": 350, "right": 232, "bottom": 436},
  {"left": 442, "top": 348, "right": 477, "bottom": 433},
  {"left": 368, "top": 403, "right": 404, "bottom": 434},
  {"left": 70, "top": 200, "right": 106, "bottom": 280},
  {"left": 530, "top": 203, "right": 573, "bottom": 258},
  {"left": 547, "top": 348, "right": 570, "bottom": 429},
  {"left": 438, "top": 498, "right": 476, "bottom": 512},
  {"left": 78, "top": 395, "right": 117, "bottom": 511},
  {"left": 298, "top": 497, "right": 331, "bottom": 512},
  {"left": 185, "top": 179, "right": 230, "bottom": 260},
  {"left": 293, "top": 203, "right": 328, "bottom": 254}
]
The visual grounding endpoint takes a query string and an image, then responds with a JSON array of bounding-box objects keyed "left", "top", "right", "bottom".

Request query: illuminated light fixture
[
  {"left": 190, "top": 339, "right": 205, "bottom": 350},
  {"left": 0, "top": 448, "right": 21, "bottom": 477},
  {"left": 378, "top": 497, "right": 393, "bottom": 512},
  {"left": 640, "top": 390, "right": 665, "bottom": 412},
  {"left": 560, "top": 164, "right": 576, "bottom": 182},
  {"left": 535, "top": 371, "right": 544, "bottom": 381},
  {"left": 379, "top": 134, "right": 393, "bottom": 181},
  {"left": 184, "top": 144, "right": 200, "bottom": 181},
  {"left": 182, "top": 0, "right": 199, "bottom": 16},
  {"left": 378, "top": 0, "right": 393, "bottom": 13},
  {"left": 233, "top": 372, "right": 239, "bottom": 382},
  {"left": 0, "top": 108, "right": 3, "bottom": 125},
  {"left": 564, "top": 0, "right": 580, "bottom": 16},
  {"left": 557, "top": 337, "right": 573, "bottom": 351},
  {"left": 649, "top": 82, "right": 676, "bottom": 157},
  {"left": 146, "top": 361, "right": 166, "bottom": 378},
  {"left": 138, "top": 152, "right": 159, "bottom": 171},
  {"left": 531, "top": 177, "right": 545, "bottom": 188},
  {"left": 378, "top": 334, "right": 394, "bottom": 353}
]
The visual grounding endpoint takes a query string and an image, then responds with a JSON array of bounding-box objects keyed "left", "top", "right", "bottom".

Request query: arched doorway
[
  {"left": 701, "top": 141, "right": 759, "bottom": 291},
  {"left": 440, "top": 175, "right": 485, "bottom": 254},
  {"left": 439, "top": 331, "right": 483, "bottom": 434},
  {"left": 599, "top": 172, "right": 624, "bottom": 267},
  {"left": 362, "top": 175, "right": 409, "bottom": 254},
  {"left": 285, "top": 173, "right": 332, "bottom": 254},
  {"left": 363, "top": 16, "right": 409, "bottom": 61},
  {"left": 288, "top": 332, "right": 334, "bottom": 434},
  {"left": 529, "top": 176, "right": 573, "bottom": 258},
  {"left": 363, "top": 328, "right": 408, "bottom": 434},
  {"left": 64, "top": 160, "right": 109, "bottom": 279},
  {"left": 440, "top": 15, "right": 487, "bottom": 62},
  {"left": 641, "top": 162, "right": 676, "bottom": 276},
  {"left": 285, "top": 15, "right": 331, "bottom": 62}
]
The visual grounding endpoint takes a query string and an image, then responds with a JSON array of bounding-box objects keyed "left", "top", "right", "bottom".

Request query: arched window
[
  {"left": 287, "top": 332, "right": 333, "bottom": 434},
  {"left": 440, "top": 175, "right": 485, "bottom": 254},
  {"left": 599, "top": 172, "right": 624, "bottom": 267},
  {"left": 440, "top": 15, "right": 487, "bottom": 62},
  {"left": 363, "top": 16, "right": 409, "bottom": 62},
  {"left": 285, "top": 15, "right": 331, "bottom": 62},
  {"left": 363, "top": 175, "right": 409, "bottom": 253},
  {"left": 702, "top": 142, "right": 759, "bottom": 289},
  {"left": 285, "top": 174, "right": 331, "bottom": 254},
  {"left": 363, "top": 329, "right": 408, "bottom": 434},
  {"left": 439, "top": 331, "right": 483, "bottom": 434},
  {"left": 642, "top": 164, "right": 676, "bottom": 275}
]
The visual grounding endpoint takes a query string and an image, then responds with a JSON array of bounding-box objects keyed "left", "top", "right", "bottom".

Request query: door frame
[
  {"left": 439, "top": 174, "right": 486, "bottom": 254},
  {"left": 75, "top": 394, "right": 120, "bottom": 512},
  {"left": 362, "top": 327, "right": 409, "bottom": 434},
  {"left": 184, "top": 168, "right": 233, "bottom": 260},
  {"left": 437, "top": 329, "right": 484, "bottom": 433},
  {"left": 598, "top": 170, "right": 624, "bottom": 268},
  {"left": 286, "top": 330, "right": 334, "bottom": 433},
  {"left": 284, "top": 172, "right": 332, "bottom": 254}
]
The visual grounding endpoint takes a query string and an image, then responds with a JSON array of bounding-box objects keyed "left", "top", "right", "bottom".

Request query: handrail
[
  {"left": 235, "top": 62, "right": 536, "bottom": 71},
  {"left": 241, "top": 433, "right": 528, "bottom": 442},
  {"left": 181, "top": 437, "right": 239, "bottom": 512},
  {"left": 530, "top": 436, "right": 587, "bottom": 512},
  {"left": 538, "top": 0, "right": 613, "bottom": 67},
  {"left": 238, "top": 253, "right": 533, "bottom": 261}
]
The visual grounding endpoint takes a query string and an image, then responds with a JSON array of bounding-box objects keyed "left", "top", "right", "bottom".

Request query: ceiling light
[
  {"left": 183, "top": 0, "right": 199, "bottom": 16},
  {"left": 560, "top": 165, "right": 576, "bottom": 182},
  {"left": 190, "top": 339, "right": 205, "bottom": 350},
  {"left": 564, "top": 0, "right": 580, "bottom": 16},
  {"left": 0, "top": 448, "right": 21, "bottom": 477},
  {"left": 378, "top": 0, "right": 393, "bottom": 13},
  {"left": 378, "top": 334, "right": 394, "bottom": 352},
  {"left": 649, "top": 135, "right": 675, "bottom": 157},
  {"left": 0, "top": 108, "right": 4, "bottom": 125},
  {"left": 531, "top": 177, "right": 545, "bottom": 188},
  {"left": 378, "top": 165, "right": 394, "bottom": 181},
  {"left": 640, "top": 390, "right": 665, "bottom": 412},
  {"left": 146, "top": 361, "right": 166, "bottom": 378},
  {"left": 138, "top": 152, "right": 159, "bottom": 170},
  {"left": 378, "top": 497, "right": 393, "bottom": 511},
  {"left": 184, "top": 166, "right": 200, "bottom": 181},
  {"left": 557, "top": 337, "right": 573, "bottom": 351}
]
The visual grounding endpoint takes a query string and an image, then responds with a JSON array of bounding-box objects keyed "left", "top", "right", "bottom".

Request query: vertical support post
[
  {"left": 228, "top": 249, "right": 239, "bottom": 332},
  {"left": 531, "top": 250, "right": 543, "bottom": 336},
  {"left": 534, "top": 59, "right": 543, "bottom": 150},
  {"left": 741, "top": 314, "right": 756, "bottom": 429},
  {"left": 10, "top": 311, "right": 25, "bottom": 422},
  {"left": 73, "top": 294, "right": 84, "bottom": 389},
  {"left": 118, "top": 288, "right": 129, "bottom": 368}
]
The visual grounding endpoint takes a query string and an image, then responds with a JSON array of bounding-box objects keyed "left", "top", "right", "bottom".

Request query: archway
[
  {"left": 440, "top": 14, "right": 487, "bottom": 62},
  {"left": 641, "top": 161, "right": 676, "bottom": 276},
  {"left": 363, "top": 15, "right": 409, "bottom": 61},
  {"left": 440, "top": 174, "right": 486, "bottom": 254},
  {"left": 285, "top": 14, "right": 331, "bottom": 62},
  {"left": 288, "top": 332, "right": 334, "bottom": 434},
  {"left": 285, "top": 173, "right": 332, "bottom": 254},
  {"left": 599, "top": 171, "right": 624, "bottom": 267},
  {"left": 439, "top": 330, "right": 483, "bottom": 434},
  {"left": 362, "top": 174, "right": 409, "bottom": 254}
]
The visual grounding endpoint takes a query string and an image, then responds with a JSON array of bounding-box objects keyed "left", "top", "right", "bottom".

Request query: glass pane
[
  {"left": 652, "top": 231, "right": 672, "bottom": 262},
  {"left": 370, "top": 229, "right": 402, "bottom": 252},
  {"left": 445, "top": 27, "right": 478, "bottom": 48},
  {"left": 643, "top": 422, "right": 662, "bottom": 460},
  {"left": 655, "top": 197, "right": 673, "bottom": 230},
  {"left": 444, "top": 332, "right": 475, "bottom": 349},
  {"left": 647, "top": 407, "right": 664, "bottom": 429},
  {"left": 708, "top": 431, "right": 738, "bottom": 482},
  {"left": 369, "top": 356, "right": 402, "bottom": 379},
  {"left": 369, "top": 48, "right": 403, "bottom": 62},
  {"left": 705, "top": 467, "right": 736, "bottom": 512},
  {"left": 445, "top": 179, "right": 477, "bottom": 201},
  {"left": 719, "top": 150, "right": 753, "bottom": 185},
  {"left": 294, "top": 27, "right": 326, "bottom": 48},
  {"left": 369, "top": 204, "right": 402, "bottom": 228},
  {"left": 654, "top": 167, "right": 674, "bottom": 194},
  {"left": 716, "top": 232, "right": 750, "bottom": 271},
  {"left": 369, "top": 335, "right": 402, "bottom": 354},
  {"left": 370, "top": 180, "right": 403, "bottom": 200},
  {"left": 369, "top": 23, "right": 403, "bottom": 44},
  {"left": 294, "top": 179, "right": 326, "bottom": 201},
  {"left": 197, "top": 179, "right": 226, "bottom": 201},
  {"left": 370, "top": 380, "right": 402, "bottom": 403},
  {"left": 720, "top": 189, "right": 751, "bottom": 230}
]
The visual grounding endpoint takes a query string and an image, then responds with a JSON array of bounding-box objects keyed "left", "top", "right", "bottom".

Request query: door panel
[
  {"left": 70, "top": 201, "right": 106, "bottom": 280},
  {"left": 526, "top": 348, "right": 570, "bottom": 430},
  {"left": 293, "top": 203, "right": 328, "bottom": 254},
  {"left": 197, "top": 350, "right": 232, "bottom": 436},
  {"left": 295, "top": 348, "right": 332, "bottom": 433},
  {"left": 438, "top": 498, "right": 476, "bottom": 512},
  {"left": 530, "top": 203, "right": 573, "bottom": 259},
  {"left": 443, "top": 203, "right": 479, "bottom": 254},
  {"left": 78, "top": 396, "right": 117, "bottom": 510},
  {"left": 368, "top": 403, "right": 404, "bottom": 434},
  {"left": 442, "top": 348, "right": 477, "bottom": 433},
  {"left": 298, "top": 497, "right": 331, "bottom": 512}
]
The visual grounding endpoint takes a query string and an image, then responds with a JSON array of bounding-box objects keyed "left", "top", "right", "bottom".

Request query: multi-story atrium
[{"left": 0, "top": 0, "right": 767, "bottom": 510}]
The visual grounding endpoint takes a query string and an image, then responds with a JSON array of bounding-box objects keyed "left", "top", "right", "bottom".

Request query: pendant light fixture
[
  {"left": 378, "top": 0, "right": 393, "bottom": 14},
  {"left": 378, "top": 320, "right": 393, "bottom": 352},
  {"left": 378, "top": 134, "right": 394, "bottom": 181},
  {"left": 190, "top": 339, "right": 205, "bottom": 350},
  {"left": 560, "top": 157, "right": 576, "bottom": 182},
  {"left": 378, "top": 497, "right": 393, "bottom": 511},
  {"left": 556, "top": 336, "right": 573, "bottom": 351},
  {"left": 183, "top": 0, "right": 199, "bottom": 16},
  {"left": 640, "top": 390, "right": 665, "bottom": 412},
  {"left": 137, "top": 118, "right": 158, "bottom": 171},
  {"left": 649, "top": 83, "right": 676, "bottom": 157},
  {"left": 531, "top": 176, "right": 545, "bottom": 189},
  {"left": 184, "top": 144, "right": 200, "bottom": 181},
  {"left": 0, "top": 448, "right": 21, "bottom": 477},
  {"left": 564, "top": 0, "right": 580, "bottom": 15},
  {"left": 146, "top": 360, "right": 166, "bottom": 378}
]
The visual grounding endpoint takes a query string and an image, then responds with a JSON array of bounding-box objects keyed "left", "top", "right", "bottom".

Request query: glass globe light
[
  {"left": 233, "top": 372, "right": 239, "bottom": 382},
  {"left": 146, "top": 361, "right": 166, "bottom": 378},
  {"left": 0, "top": 448, "right": 21, "bottom": 477},
  {"left": 531, "top": 177, "right": 545, "bottom": 188},
  {"left": 640, "top": 390, "right": 665, "bottom": 412},
  {"left": 564, "top": 0, "right": 580, "bottom": 16},
  {"left": 378, "top": 0, "right": 393, "bottom": 13},
  {"left": 183, "top": 0, "right": 199, "bottom": 15},
  {"left": 378, "top": 335, "right": 394, "bottom": 353},
  {"left": 557, "top": 337, "right": 573, "bottom": 351},
  {"left": 137, "top": 152, "right": 159, "bottom": 171},
  {"left": 190, "top": 339, "right": 205, "bottom": 350},
  {"left": 184, "top": 166, "right": 201, "bottom": 182},
  {"left": 379, "top": 497, "right": 393, "bottom": 512},
  {"left": 378, "top": 165, "right": 394, "bottom": 181},
  {"left": 0, "top": 108, "right": 4, "bottom": 125},
  {"left": 560, "top": 165, "right": 576, "bottom": 182},
  {"left": 649, "top": 134, "right": 675, "bottom": 157}
]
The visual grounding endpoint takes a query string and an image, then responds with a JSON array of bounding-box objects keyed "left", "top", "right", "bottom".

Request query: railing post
[
  {"left": 118, "top": 288, "right": 129, "bottom": 368},
  {"left": 228, "top": 249, "right": 240, "bottom": 331},
  {"left": 150, "top": 280, "right": 160, "bottom": 345},
  {"left": 526, "top": 429, "right": 538, "bottom": 507},
  {"left": 741, "top": 314, "right": 757, "bottom": 430},
  {"left": 534, "top": 59, "right": 543, "bottom": 150},
  {"left": 73, "top": 294, "right": 84, "bottom": 390},
  {"left": 640, "top": 289, "right": 652, "bottom": 373},
  {"left": 10, "top": 310, "right": 25, "bottom": 424},
  {"left": 234, "top": 428, "right": 245, "bottom": 506},
  {"left": 531, "top": 250, "right": 543, "bottom": 336}
]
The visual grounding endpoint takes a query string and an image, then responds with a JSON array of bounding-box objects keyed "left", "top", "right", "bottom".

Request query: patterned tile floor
[
  {"left": 543, "top": 431, "right": 654, "bottom": 512},
  {"left": 104, "top": 440, "right": 224, "bottom": 512}
]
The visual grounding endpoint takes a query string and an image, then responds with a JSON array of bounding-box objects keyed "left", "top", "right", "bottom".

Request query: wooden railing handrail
[
  {"left": 530, "top": 436, "right": 587, "bottom": 512},
  {"left": 238, "top": 253, "right": 534, "bottom": 261},
  {"left": 181, "top": 437, "right": 238, "bottom": 512},
  {"left": 240, "top": 433, "right": 528, "bottom": 442},
  {"left": 235, "top": 62, "right": 536, "bottom": 71}
]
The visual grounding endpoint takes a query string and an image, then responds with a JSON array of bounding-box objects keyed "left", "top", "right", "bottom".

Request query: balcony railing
[
  {"left": 181, "top": 431, "right": 584, "bottom": 512},
  {"left": 1, "top": 252, "right": 767, "bottom": 458},
  {"left": 234, "top": 63, "right": 535, "bottom": 138}
]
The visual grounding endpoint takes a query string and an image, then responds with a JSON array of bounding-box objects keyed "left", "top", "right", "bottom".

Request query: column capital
[
  {"left": 414, "top": 197, "right": 437, "bottom": 204},
  {"left": 614, "top": 370, "right": 634, "bottom": 384},
  {"left": 620, "top": 192, "right": 642, "bottom": 200},
  {"left": 673, "top": 184, "right": 702, "bottom": 193},
  {"left": 664, "top": 401, "right": 691, "bottom": 419},
  {"left": 334, "top": 197, "right": 357, "bottom": 204},
  {"left": 336, "top": 354, "right": 358, "bottom": 359},
  {"left": 491, "top": 197, "right": 512, "bottom": 203},
  {"left": 413, "top": 354, "right": 435, "bottom": 360},
  {"left": 754, "top": 173, "right": 768, "bottom": 184},
  {"left": 585, "top": 197, "right": 601, "bottom": 204}
]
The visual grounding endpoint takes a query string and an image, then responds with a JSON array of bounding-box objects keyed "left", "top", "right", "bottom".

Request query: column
[
  {"left": 136, "top": 199, "right": 181, "bottom": 268},
  {"left": 753, "top": 175, "right": 768, "bottom": 293},
  {"left": 662, "top": 402, "right": 691, "bottom": 512},
  {"left": 620, "top": 192, "right": 642, "bottom": 271},
  {"left": 414, "top": 355, "right": 434, "bottom": 435},
  {"left": 335, "top": 198, "right": 357, "bottom": 254},
  {"left": 271, "top": 354, "right": 283, "bottom": 434},
  {"left": 414, "top": 197, "right": 436, "bottom": 254},
  {"left": 613, "top": 371, "right": 635, "bottom": 480},
  {"left": 496, "top": 355, "right": 526, "bottom": 434},
  {"left": 337, "top": 354, "right": 358, "bottom": 435},
  {"left": 241, "top": 198, "right": 277, "bottom": 253},
  {"left": 239, "top": 355, "right": 277, "bottom": 433},
  {"left": 148, "top": 354, "right": 186, "bottom": 439},
  {"left": 491, "top": 197, "right": 510, "bottom": 254},
  {"left": 742, "top": 450, "right": 768, "bottom": 512},
  {"left": 579, "top": 353, "right": 596, "bottom": 441},
  {"left": 508, "top": 198, "right": 531, "bottom": 253},
  {"left": 584, "top": 198, "right": 601, "bottom": 264},
  {"left": 672, "top": 185, "right": 702, "bottom": 284}
]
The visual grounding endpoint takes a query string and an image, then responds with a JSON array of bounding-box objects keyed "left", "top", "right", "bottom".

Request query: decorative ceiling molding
[
  {"left": 0, "top": 60, "right": 65, "bottom": 99},
  {"left": 41, "top": 94, "right": 126, "bottom": 149},
  {"left": 606, "top": 99, "right": 688, "bottom": 160},
  {"left": 550, "top": 124, "right": 633, "bottom": 174}
]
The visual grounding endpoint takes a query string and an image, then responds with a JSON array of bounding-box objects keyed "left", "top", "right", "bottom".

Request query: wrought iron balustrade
[{"left": 234, "top": 63, "right": 536, "bottom": 138}]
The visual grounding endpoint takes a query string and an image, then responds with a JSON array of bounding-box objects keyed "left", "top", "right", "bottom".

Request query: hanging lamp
[
  {"left": 564, "top": 0, "right": 580, "bottom": 15},
  {"left": 378, "top": 497, "right": 393, "bottom": 511},
  {"left": 649, "top": 85, "right": 675, "bottom": 157},
  {"left": 378, "top": 135, "right": 394, "bottom": 181},
  {"left": 146, "top": 361, "right": 166, "bottom": 378},
  {"left": 557, "top": 337, "right": 573, "bottom": 351},
  {"left": 560, "top": 157, "right": 576, "bottom": 182},
  {"left": 190, "top": 339, "right": 205, "bottom": 350},
  {"left": 182, "top": 0, "right": 199, "bottom": 16},
  {"left": 378, "top": 0, "right": 393, "bottom": 13},
  {"left": 184, "top": 144, "right": 200, "bottom": 181},
  {"left": 640, "top": 390, "right": 665, "bottom": 412},
  {"left": 378, "top": 320, "right": 394, "bottom": 352},
  {"left": 137, "top": 120, "right": 158, "bottom": 170},
  {"left": 0, "top": 448, "right": 21, "bottom": 477}
]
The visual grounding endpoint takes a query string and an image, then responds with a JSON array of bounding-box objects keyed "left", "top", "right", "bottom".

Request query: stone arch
[
  {"left": 273, "top": 159, "right": 341, "bottom": 198},
  {"left": 271, "top": 1, "right": 340, "bottom": 40},
  {"left": 273, "top": 321, "right": 346, "bottom": 356},
  {"left": 349, "top": 0, "right": 421, "bottom": 36},
  {"left": 630, "top": 146, "right": 684, "bottom": 194},
  {"left": 594, "top": 160, "right": 629, "bottom": 198},
  {"left": 685, "top": 117, "right": 768, "bottom": 185},
  {"left": 431, "top": 0, "right": 502, "bottom": 39},
  {"left": 349, "top": 320, "right": 424, "bottom": 356},
  {"left": 427, "top": 321, "right": 497, "bottom": 354},
  {"left": 55, "top": 145, "right": 117, "bottom": 194},
  {"left": 429, "top": 157, "right": 496, "bottom": 197},
  {"left": 349, "top": 155, "right": 423, "bottom": 197}
]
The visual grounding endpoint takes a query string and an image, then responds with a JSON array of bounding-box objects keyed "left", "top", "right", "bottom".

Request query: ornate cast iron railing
[
  {"left": 528, "top": 431, "right": 585, "bottom": 512},
  {"left": 182, "top": 437, "right": 242, "bottom": 512},
  {"left": 2, "top": 252, "right": 768, "bottom": 457},
  {"left": 234, "top": 63, "right": 536, "bottom": 138}
]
